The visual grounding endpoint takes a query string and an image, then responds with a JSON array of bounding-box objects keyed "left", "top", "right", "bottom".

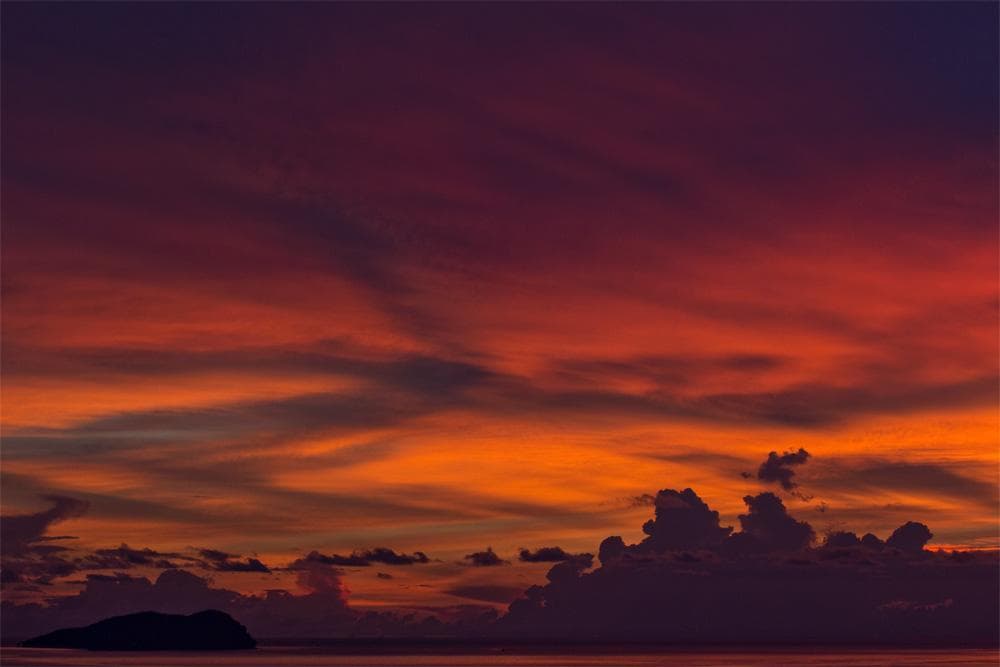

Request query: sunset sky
[{"left": 2, "top": 3, "right": 997, "bottom": 616}]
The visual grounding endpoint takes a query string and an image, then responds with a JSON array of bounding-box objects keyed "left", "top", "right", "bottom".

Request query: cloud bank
[
  {"left": 499, "top": 488, "right": 997, "bottom": 644},
  {"left": 2, "top": 486, "right": 995, "bottom": 645}
]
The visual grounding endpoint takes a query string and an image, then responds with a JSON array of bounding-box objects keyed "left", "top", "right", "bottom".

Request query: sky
[{"left": 1, "top": 2, "right": 998, "bottom": 633}]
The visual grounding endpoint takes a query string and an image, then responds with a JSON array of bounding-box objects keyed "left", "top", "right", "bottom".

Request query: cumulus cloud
[
  {"left": 544, "top": 553, "right": 594, "bottom": 584},
  {"left": 497, "top": 485, "right": 997, "bottom": 645},
  {"left": 463, "top": 548, "right": 508, "bottom": 567},
  {"left": 756, "top": 448, "right": 811, "bottom": 491},
  {"left": 823, "top": 531, "right": 861, "bottom": 548},
  {"left": 730, "top": 492, "right": 815, "bottom": 553},
  {"left": 598, "top": 536, "right": 626, "bottom": 565},
  {"left": 636, "top": 488, "right": 733, "bottom": 552},
  {"left": 886, "top": 522, "right": 933, "bottom": 554}
]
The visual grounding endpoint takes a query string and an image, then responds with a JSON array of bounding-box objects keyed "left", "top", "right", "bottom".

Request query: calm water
[{"left": 0, "top": 648, "right": 997, "bottom": 667}]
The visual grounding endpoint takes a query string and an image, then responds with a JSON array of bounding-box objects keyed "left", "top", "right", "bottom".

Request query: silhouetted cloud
[
  {"left": 636, "top": 488, "right": 733, "bottom": 552},
  {"left": 544, "top": 553, "right": 594, "bottom": 584},
  {"left": 2, "top": 482, "right": 996, "bottom": 645},
  {"left": 756, "top": 448, "right": 811, "bottom": 491},
  {"left": 886, "top": 522, "right": 933, "bottom": 554},
  {"left": 1, "top": 496, "right": 92, "bottom": 587},
  {"left": 823, "top": 531, "right": 861, "bottom": 548},
  {"left": 463, "top": 548, "right": 508, "bottom": 567},
  {"left": 497, "top": 485, "right": 997, "bottom": 645},
  {"left": 80, "top": 544, "right": 189, "bottom": 570},
  {"left": 197, "top": 548, "right": 272, "bottom": 573},
  {"left": 518, "top": 547, "right": 591, "bottom": 563},
  {"left": 290, "top": 548, "right": 429, "bottom": 568},
  {"left": 598, "top": 536, "right": 626, "bottom": 565},
  {"left": 730, "top": 492, "right": 815, "bottom": 553},
  {"left": 1, "top": 496, "right": 89, "bottom": 559}
]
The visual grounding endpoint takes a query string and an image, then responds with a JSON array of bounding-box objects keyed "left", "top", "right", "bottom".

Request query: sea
[{"left": 0, "top": 647, "right": 996, "bottom": 667}]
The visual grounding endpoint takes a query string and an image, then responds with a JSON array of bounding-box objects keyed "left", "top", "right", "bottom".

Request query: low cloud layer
[
  {"left": 499, "top": 487, "right": 997, "bottom": 644},
  {"left": 197, "top": 548, "right": 271, "bottom": 573},
  {"left": 290, "top": 548, "right": 430, "bottom": 568},
  {"left": 518, "top": 547, "right": 591, "bottom": 563},
  {"left": 3, "top": 481, "right": 995, "bottom": 645}
]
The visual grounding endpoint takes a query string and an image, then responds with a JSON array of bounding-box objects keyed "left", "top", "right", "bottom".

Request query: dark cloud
[
  {"left": 2, "top": 349, "right": 501, "bottom": 463},
  {"left": 518, "top": 547, "right": 591, "bottom": 563},
  {"left": 636, "top": 488, "right": 733, "bottom": 552},
  {"left": 218, "top": 558, "right": 271, "bottom": 573},
  {"left": 6, "top": 362, "right": 997, "bottom": 477},
  {"left": 1, "top": 496, "right": 89, "bottom": 559},
  {"left": 0, "top": 568, "right": 341, "bottom": 640},
  {"left": 4, "top": 343, "right": 495, "bottom": 400},
  {"left": 810, "top": 462, "right": 998, "bottom": 510},
  {"left": 197, "top": 548, "right": 232, "bottom": 562},
  {"left": 197, "top": 549, "right": 272, "bottom": 573},
  {"left": 729, "top": 492, "right": 815, "bottom": 553},
  {"left": 2, "top": 485, "right": 996, "bottom": 645},
  {"left": 497, "top": 486, "right": 998, "bottom": 645},
  {"left": 823, "top": 531, "right": 861, "bottom": 549},
  {"left": 1, "top": 564, "right": 488, "bottom": 641},
  {"left": 3, "top": 391, "right": 426, "bottom": 458},
  {"left": 80, "top": 544, "right": 189, "bottom": 570},
  {"left": 861, "top": 533, "right": 886, "bottom": 550},
  {"left": 0, "top": 495, "right": 281, "bottom": 587},
  {"left": 545, "top": 554, "right": 594, "bottom": 585},
  {"left": 463, "top": 548, "right": 508, "bottom": 567},
  {"left": 1, "top": 496, "right": 92, "bottom": 588},
  {"left": 445, "top": 585, "right": 525, "bottom": 604},
  {"left": 886, "top": 522, "right": 933, "bottom": 554},
  {"left": 628, "top": 494, "right": 656, "bottom": 507},
  {"left": 361, "top": 547, "right": 430, "bottom": 566},
  {"left": 598, "top": 536, "right": 626, "bottom": 565},
  {"left": 756, "top": 448, "right": 811, "bottom": 491},
  {"left": 290, "top": 548, "right": 429, "bottom": 569},
  {"left": 549, "top": 354, "right": 789, "bottom": 390},
  {"left": 684, "top": 376, "right": 998, "bottom": 428},
  {"left": 486, "top": 375, "right": 999, "bottom": 431}
]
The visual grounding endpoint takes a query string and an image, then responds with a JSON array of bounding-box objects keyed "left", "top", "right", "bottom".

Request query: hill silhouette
[{"left": 21, "top": 609, "right": 255, "bottom": 650}]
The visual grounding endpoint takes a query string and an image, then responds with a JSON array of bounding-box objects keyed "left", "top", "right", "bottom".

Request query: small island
[{"left": 21, "top": 609, "right": 256, "bottom": 651}]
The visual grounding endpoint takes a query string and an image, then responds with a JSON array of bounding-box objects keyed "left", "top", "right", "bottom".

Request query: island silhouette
[{"left": 21, "top": 609, "right": 255, "bottom": 651}]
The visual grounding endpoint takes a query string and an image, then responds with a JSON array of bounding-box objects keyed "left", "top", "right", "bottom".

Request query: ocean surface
[{"left": 0, "top": 647, "right": 997, "bottom": 667}]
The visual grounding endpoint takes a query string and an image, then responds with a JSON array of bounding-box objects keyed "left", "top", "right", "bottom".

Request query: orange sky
[{"left": 2, "top": 3, "right": 997, "bottom": 611}]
